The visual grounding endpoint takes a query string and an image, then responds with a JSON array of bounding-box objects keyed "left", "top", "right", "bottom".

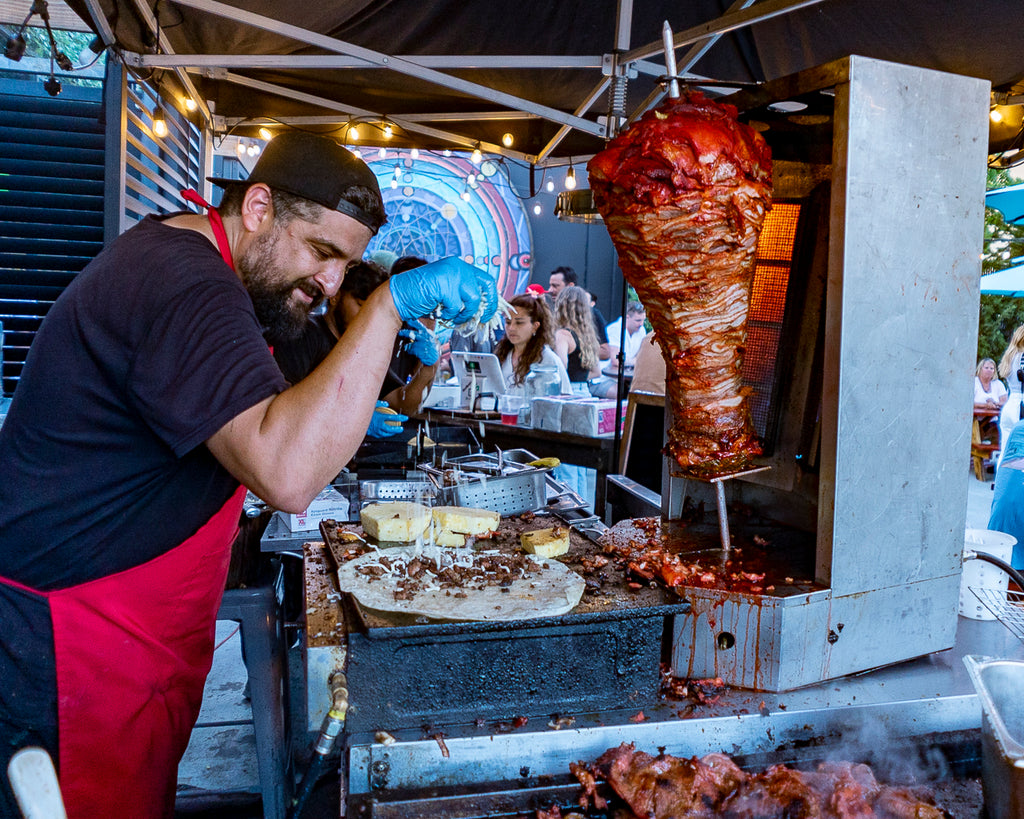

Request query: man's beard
[{"left": 237, "top": 226, "right": 325, "bottom": 343}]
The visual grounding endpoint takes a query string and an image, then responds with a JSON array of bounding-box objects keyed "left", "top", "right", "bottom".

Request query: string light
[
  {"left": 565, "top": 162, "right": 577, "bottom": 190},
  {"left": 153, "top": 104, "right": 168, "bottom": 138},
  {"left": 545, "top": 180, "right": 555, "bottom": 192},
  {"left": 247, "top": 141, "right": 260, "bottom": 157},
  {"left": 501, "top": 132, "right": 514, "bottom": 148},
  {"left": 236, "top": 139, "right": 247, "bottom": 157},
  {"left": 349, "top": 124, "right": 360, "bottom": 141},
  {"left": 991, "top": 108, "right": 1004, "bottom": 124},
  {"left": 410, "top": 148, "right": 419, "bottom": 159},
  {"left": 183, "top": 96, "right": 197, "bottom": 113},
  {"left": 258, "top": 126, "right": 273, "bottom": 141},
  {"left": 471, "top": 146, "right": 483, "bottom": 165},
  {"left": 378, "top": 147, "right": 387, "bottom": 159},
  {"left": 383, "top": 122, "right": 393, "bottom": 139},
  {"left": 533, "top": 203, "right": 542, "bottom": 215}
]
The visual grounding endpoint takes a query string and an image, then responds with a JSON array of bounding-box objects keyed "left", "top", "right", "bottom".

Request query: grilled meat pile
[
  {"left": 539, "top": 743, "right": 946, "bottom": 818},
  {"left": 588, "top": 91, "right": 772, "bottom": 477}
]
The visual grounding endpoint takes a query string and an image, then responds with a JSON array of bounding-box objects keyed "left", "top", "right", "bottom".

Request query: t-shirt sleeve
[{"left": 129, "top": 278, "right": 286, "bottom": 456}]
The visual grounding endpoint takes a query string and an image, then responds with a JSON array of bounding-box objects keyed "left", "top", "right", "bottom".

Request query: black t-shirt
[{"left": 0, "top": 215, "right": 286, "bottom": 590}]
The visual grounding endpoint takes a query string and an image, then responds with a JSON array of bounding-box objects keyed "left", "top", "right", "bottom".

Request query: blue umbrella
[
  {"left": 981, "top": 262, "right": 1024, "bottom": 296},
  {"left": 987, "top": 183, "right": 1024, "bottom": 224}
]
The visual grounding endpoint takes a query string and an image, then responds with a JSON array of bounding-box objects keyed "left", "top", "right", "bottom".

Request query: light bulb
[
  {"left": 390, "top": 177, "right": 398, "bottom": 189},
  {"left": 533, "top": 203, "right": 542, "bottom": 215},
  {"left": 471, "top": 147, "right": 483, "bottom": 164},
  {"left": 349, "top": 125, "right": 360, "bottom": 141},
  {"left": 410, "top": 148, "right": 419, "bottom": 159},
  {"left": 461, "top": 189, "right": 471, "bottom": 201},
  {"left": 258, "top": 126, "right": 273, "bottom": 141},
  {"left": 443, "top": 149, "right": 452, "bottom": 157},
  {"left": 153, "top": 106, "right": 168, "bottom": 138},
  {"left": 383, "top": 123, "right": 393, "bottom": 139},
  {"left": 545, "top": 180, "right": 554, "bottom": 192},
  {"left": 502, "top": 132, "right": 514, "bottom": 148},
  {"left": 378, "top": 147, "right": 387, "bottom": 159},
  {"left": 991, "top": 108, "right": 1004, "bottom": 124},
  {"left": 183, "top": 96, "right": 197, "bottom": 112},
  {"left": 236, "top": 139, "right": 247, "bottom": 157},
  {"left": 247, "top": 142, "right": 260, "bottom": 157},
  {"left": 565, "top": 166, "right": 577, "bottom": 190}
]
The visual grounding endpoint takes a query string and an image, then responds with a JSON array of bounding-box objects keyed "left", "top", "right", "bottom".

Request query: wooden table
[
  {"left": 972, "top": 405, "right": 1001, "bottom": 481},
  {"left": 417, "top": 408, "right": 618, "bottom": 517}
]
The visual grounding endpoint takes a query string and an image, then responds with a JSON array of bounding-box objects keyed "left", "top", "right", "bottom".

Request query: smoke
[{"left": 822, "top": 717, "right": 951, "bottom": 785}]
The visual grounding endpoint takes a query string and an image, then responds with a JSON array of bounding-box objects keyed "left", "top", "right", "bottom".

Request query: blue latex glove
[
  {"left": 366, "top": 400, "right": 407, "bottom": 438},
  {"left": 398, "top": 321, "right": 440, "bottom": 366},
  {"left": 388, "top": 257, "right": 498, "bottom": 325}
]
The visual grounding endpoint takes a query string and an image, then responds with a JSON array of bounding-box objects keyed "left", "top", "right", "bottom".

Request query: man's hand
[
  {"left": 398, "top": 321, "right": 440, "bottom": 366},
  {"left": 366, "top": 401, "right": 407, "bottom": 438},
  {"left": 388, "top": 257, "right": 498, "bottom": 325}
]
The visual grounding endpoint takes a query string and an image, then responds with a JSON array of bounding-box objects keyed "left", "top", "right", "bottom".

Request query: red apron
[{"left": 1, "top": 199, "right": 248, "bottom": 818}]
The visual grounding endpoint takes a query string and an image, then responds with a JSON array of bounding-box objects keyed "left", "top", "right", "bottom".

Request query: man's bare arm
[{"left": 207, "top": 285, "right": 402, "bottom": 511}]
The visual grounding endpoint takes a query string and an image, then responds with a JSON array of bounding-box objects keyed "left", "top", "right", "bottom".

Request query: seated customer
[
  {"left": 494, "top": 294, "right": 571, "bottom": 395},
  {"left": 553, "top": 286, "right": 602, "bottom": 395},
  {"left": 989, "top": 420, "right": 1024, "bottom": 563}
]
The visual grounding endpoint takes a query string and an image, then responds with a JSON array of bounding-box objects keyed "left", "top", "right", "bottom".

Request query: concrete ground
[{"left": 175, "top": 467, "right": 1001, "bottom": 817}]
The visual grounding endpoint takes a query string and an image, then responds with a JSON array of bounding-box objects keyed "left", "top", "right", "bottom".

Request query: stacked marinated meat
[
  {"left": 588, "top": 92, "right": 772, "bottom": 476},
  {"left": 548, "top": 743, "right": 946, "bottom": 818}
]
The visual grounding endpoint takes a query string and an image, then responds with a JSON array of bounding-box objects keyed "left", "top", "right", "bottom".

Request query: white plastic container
[{"left": 960, "top": 528, "right": 1018, "bottom": 619}]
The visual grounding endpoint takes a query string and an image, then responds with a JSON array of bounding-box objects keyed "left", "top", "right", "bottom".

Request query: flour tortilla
[{"left": 336, "top": 545, "right": 585, "bottom": 622}]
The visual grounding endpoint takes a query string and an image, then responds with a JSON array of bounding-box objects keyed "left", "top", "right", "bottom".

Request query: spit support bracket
[{"left": 670, "top": 465, "right": 771, "bottom": 552}]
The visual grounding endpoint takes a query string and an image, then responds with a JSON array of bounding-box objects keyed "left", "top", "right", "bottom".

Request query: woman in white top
[
  {"left": 975, "top": 358, "right": 1008, "bottom": 409},
  {"left": 493, "top": 294, "right": 571, "bottom": 395},
  {"left": 997, "top": 327, "right": 1024, "bottom": 463}
]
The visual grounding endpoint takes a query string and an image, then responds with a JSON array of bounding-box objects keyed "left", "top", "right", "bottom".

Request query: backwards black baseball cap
[{"left": 209, "top": 131, "right": 385, "bottom": 234}]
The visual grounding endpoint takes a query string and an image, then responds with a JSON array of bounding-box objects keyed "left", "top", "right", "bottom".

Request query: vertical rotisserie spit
[{"left": 588, "top": 92, "right": 772, "bottom": 475}]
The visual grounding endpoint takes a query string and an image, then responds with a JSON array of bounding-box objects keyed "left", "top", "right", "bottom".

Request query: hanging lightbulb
[
  {"left": 236, "top": 138, "right": 247, "bottom": 157},
  {"left": 383, "top": 122, "right": 393, "bottom": 139},
  {"left": 991, "top": 108, "right": 1004, "bottom": 124},
  {"left": 471, "top": 146, "right": 483, "bottom": 165},
  {"left": 533, "top": 203, "right": 542, "bottom": 215},
  {"left": 183, "top": 96, "right": 197, "bottom": 113},
  {"left": 247, "top": 141, "right": 260, "bottom": 157},
  {"left": 410, "top": 148, "right": 419, "bottom": 159},
  {"left": 443, "top": 149, "right": 452, "bottom": 157},
  {"left": 378, "top": 147, "right": 387, "bottom": 159},
  {"left": 461, "top": 181, "right": 471, "bottom": 201},
  {"left": 390, "top": 177, "right": 398, "bottom": 189},
  {"left": 501, "top": 132, "right": 514, "bottom": 148},
  {"left": 153, "top": 105, "right": 168, "bottom": 138},
  {"left": 545, "top": 179, "right": 555, "bottom": 193},
  {"left": 349, "top": 124, "right": 360, "bottom": 141},
  {"left": 258, "top": 126, "right": 273, "bottom": 141},
  {"left": 564, "top": 165, "right": 577, "bottom": 190}
]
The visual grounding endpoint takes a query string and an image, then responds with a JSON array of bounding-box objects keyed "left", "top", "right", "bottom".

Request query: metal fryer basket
[{"left": 971, "top": 587, "right": 1024, "bottom": 641}]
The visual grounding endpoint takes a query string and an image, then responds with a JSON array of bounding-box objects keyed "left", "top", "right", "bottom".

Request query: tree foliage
[{"left": 980, "top": 169, "right": 1024, "bottom": 364}]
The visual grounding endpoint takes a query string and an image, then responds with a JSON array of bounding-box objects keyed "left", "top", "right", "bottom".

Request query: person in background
[
  {"left": 553, "top": 285, "right": 602, "bottom": 394},
  {"left": 524, "top": 283, "right": 547, "bottom": 299},
  {"left": 273, "top": 259, "right": 439, "bottom": 421},
  {"left": 547, "top": 265, "right": 612, "bottom": 363},
  {"left": 493, "top": 294, "right": 571, "bottom": 395},
  {"left": 606, "top": 302, "right": 648, "bottom": 371},
  {"left": 998, "top": 327, "right": 1024, "bottom": 464},
  {"left": 989, "top": 419, "right": 1024, "bottom": 556},
  {"left": 0, "top": 131, "right": 498, "bottom": 818}
]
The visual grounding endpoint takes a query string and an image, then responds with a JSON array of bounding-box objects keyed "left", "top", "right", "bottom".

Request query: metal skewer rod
[
  {"left": 662, "top": 20, "right": 680, "bottom": 99},
  {"left": 714, "top": 480, "right": 731, "bottom": 552}
]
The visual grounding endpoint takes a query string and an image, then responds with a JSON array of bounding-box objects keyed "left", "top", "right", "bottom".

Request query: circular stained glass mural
[{"left": 363, "top": 150, "right": 533, "bottom": 298}]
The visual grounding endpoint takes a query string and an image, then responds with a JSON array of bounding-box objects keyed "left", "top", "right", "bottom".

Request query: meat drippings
[{"left": 588, "top": 92, "right": 772, "bottom": 476}]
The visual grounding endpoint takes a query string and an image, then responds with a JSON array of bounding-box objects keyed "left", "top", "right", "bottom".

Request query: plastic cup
[{"left": 498, "top": 394, "right": 525, "bottom": 424}]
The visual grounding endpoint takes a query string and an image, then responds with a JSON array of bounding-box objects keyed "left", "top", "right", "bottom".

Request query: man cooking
[{"left": 0, "top": 131, "right": 496, "bottom": 818}]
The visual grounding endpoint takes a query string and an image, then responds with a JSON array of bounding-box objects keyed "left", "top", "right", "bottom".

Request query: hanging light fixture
[
  {"left": 554, "top": 189, "right": 603, "bottom": 223},
  {"left": 471, "top": 145, "right": 483, "bottom": 165},
  {"left": 383, "top": 122, "right": 393, "bottom": 139},
  {"left": 183, "top": 96, "right": 197, "bottom": 113},
  {"left": 349, "top": 123, "right": 360, "bottom": 141},
  {"left": 501, "top": 132, "right": 514, "bottom": 148},
  {"left": 564, "top": 162, "right": 577, "bottom": 190},
  {"left": 410, "top": 148, "right": 419, "bottom": 160},
  {"left": 236, "top": 138, "right": 247, "bottom": 157},
  {"left": 258, "top": 126, "right": 273, "bottom": 141},
  {"left": 545, "top": 179, "right": 555, "bottom": 193},
  {"left": 533, "top": 203, "right": 542, "bottom": 215},
  {"left": 153, "top": 104, "right": 168, "bottom": 138}
]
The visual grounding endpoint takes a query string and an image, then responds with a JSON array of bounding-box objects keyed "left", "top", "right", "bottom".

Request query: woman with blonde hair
[
  {"left": 998, "top": 326, "right": 1024, "bottom": 462},
  {"left": 554, "top": 286, "right": 602, "bottom": 394}
]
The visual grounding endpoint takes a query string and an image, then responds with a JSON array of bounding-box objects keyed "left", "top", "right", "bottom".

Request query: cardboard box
[
  {"left": 285, "top": 486, "right": 351, "bottom": 531},
  {"left": 561, "top": 398, "right": 627, "bottom": 437}
]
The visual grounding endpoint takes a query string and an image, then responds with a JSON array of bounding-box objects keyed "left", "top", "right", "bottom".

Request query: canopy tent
[
  {"left": 59, "top": 0, "right": 1024, "bottom": 164},
  {"left": 986, "top": 183, "right": 1024, "bottom": 225},
  {"left": 981, "top": 263, "right": 1024, "bottom": 297}
]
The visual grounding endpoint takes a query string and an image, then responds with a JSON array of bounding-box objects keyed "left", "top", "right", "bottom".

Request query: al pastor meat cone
[{"left": 588, "top": 91, "right": 772, "bottom": 476}]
